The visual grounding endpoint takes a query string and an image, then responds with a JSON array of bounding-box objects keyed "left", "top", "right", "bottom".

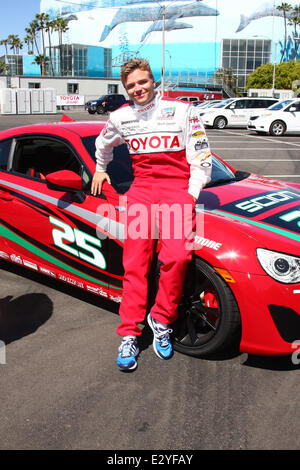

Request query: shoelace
[
  {"left": 119, "top": 338, "right": 137, "bottom": 358},
  {"left": 153, "top": 323, "right": 173, "bottom": 347}
]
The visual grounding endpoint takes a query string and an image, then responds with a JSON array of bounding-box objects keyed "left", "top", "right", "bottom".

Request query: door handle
[{"left": 0, "top": 190, "right": 13, "bottom": 201}]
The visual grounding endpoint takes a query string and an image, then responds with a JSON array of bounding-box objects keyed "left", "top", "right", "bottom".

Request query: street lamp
[{"left": 272, "top": 42, "right": 278, "bottom": 98}]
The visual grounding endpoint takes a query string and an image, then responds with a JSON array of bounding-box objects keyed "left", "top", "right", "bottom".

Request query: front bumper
[
  {"left": 226, "top": 270, "right": 300, "bottom": 356},
  {"left": 247, "top": 120, "right": 268, "bottom": 132}
]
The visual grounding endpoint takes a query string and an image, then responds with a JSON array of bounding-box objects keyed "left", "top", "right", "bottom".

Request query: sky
[{"left": 0, "top": 0, "right": 41, "bottom": 56}]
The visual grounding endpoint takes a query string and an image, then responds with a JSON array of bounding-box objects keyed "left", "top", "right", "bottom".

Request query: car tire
[
  {"left": 213, "top": 116, "right": 227, "bottom": 129},
  {"left": 172, "top": 258, "right": 241, "bottom": 357},
  {"left": 96, "top": 105, "right": 106, "bottom": 115},
  {"left": 269, "top": 120, "right": 286, "bottom": 137},
  {"left": 88, "top": 109, "right": 96, "bottom": 114}
]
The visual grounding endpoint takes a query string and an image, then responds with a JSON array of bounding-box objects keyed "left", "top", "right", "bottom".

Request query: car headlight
[{"left": 257, "top": 248, "right": 300, "bottom": 284}]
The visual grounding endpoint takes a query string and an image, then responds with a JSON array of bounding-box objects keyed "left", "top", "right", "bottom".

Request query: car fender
[{"left": 193, "top": 209, "right": 266, "bottom": 275}]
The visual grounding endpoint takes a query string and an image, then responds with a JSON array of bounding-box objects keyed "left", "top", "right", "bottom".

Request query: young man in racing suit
[{"left": 91, "top": 59, "right": 212, "bottom": 371}]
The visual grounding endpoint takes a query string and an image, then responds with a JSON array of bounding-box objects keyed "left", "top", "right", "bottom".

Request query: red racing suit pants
[{"left": 116, "top": 177, "right": 196, "bottom": 337}]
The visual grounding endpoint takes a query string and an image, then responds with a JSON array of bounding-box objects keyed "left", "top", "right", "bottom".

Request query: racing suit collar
[{"left": 132, "top": 91, "right": 160, "bottom": 116}]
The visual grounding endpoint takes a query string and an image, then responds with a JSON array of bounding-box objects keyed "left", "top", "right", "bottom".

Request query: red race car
[{"left": 0, "top": 120, "right": 299, "bottom": 357}]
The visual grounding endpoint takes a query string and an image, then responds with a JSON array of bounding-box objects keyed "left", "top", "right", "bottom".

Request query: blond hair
[{"left": 120, "top": 58, "right": 154, "bottom": 87}]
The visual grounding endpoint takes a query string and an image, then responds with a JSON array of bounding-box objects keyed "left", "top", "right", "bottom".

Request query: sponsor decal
[
  {"left": 10, "top": 254, "right": 22, "bottom": 264},
  {"left": 125, "top": 134, "right": 180, "bottom": 152},
  {"left": 0, "top": 251, "right": 9, "bottom": 260},
  {"left": 109, "top": 294, "right": 122, "bottom": 303},
  {"left": 58, "top": 274, "right": 84, "bottom": 289},
  {"left": 194, "top": 235, "right": 222, "bottom": 250},
  {"left": 220, "top": 190, "right": 300, "bottom": 218},
  {"left": 121, "top": 119, "right": 139, "bottom": 125},
  {"left": 136, "top": 102, "right": 155, "bottom": 113},
  {"left": 263, "top": 206, "right": 300, "bottom": 234},
  {"left": 86, "top": 285, "right": 108, "bottom": 297},
  {"left": 23, "top": 259, "right": 38, "bottom": 270},
  {"left": 195, "top": 140, "right": 209, "bottom": 151},
  {"left": 192, "top": 130, "right": 205, "bottom": 138},
  {"left": 40, "top": 266, "right": 56, "bottom": 278},
  {"left": 160, "top": 107, "right": 176, "bottom": 118},
  {"left": 189, "top": 117, "right": 200, "bottom": 124}
]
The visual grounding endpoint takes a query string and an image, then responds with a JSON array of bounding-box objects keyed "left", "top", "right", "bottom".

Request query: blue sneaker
[
  {"left": 147, "top": 314, "right": 173, "bottom": 360},
  {"left": 117, "top": 336, "right": 139, "bottom": 371}
]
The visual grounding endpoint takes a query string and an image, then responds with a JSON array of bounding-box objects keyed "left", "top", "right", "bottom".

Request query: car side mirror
[
  {"left": 45, "top": 170, "right": 83, "bottom": 191},
  {"left": 289, "top": 106, "right": 296, "bottom": 112}
]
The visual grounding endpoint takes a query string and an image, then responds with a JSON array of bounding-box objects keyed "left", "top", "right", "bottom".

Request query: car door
[
  {"left": 0, "top": 133, "right": 119, "bottom": 298},
  {"left": 226, "top": 99, "right": 247, "bottom": 126},
  {"left": 284, "top": 101, "right": 300, "bottom": 131}
]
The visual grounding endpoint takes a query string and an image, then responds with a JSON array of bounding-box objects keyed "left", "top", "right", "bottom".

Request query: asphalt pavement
[{"left": 0, "top": 110, "right": 300, "bottom": 452}]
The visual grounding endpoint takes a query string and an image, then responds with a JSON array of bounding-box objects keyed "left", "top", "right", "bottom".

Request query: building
[
  {"left": 221, "top": 38, "right": 272, "bottom": 91},
  {"left": 47, "top": 44, "right": 112, "bottom": 77}
]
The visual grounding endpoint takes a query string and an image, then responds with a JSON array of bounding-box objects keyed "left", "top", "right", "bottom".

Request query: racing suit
[{"left": 95, "top": 92, "right": 212, "bottom": 337}]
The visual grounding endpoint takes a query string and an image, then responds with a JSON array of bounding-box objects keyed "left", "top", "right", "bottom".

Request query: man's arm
[{"left": 185, "top": 104, "right": 212, "bottom": 200}]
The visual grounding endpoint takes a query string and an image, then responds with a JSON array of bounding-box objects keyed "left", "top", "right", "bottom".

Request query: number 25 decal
[{"left": 50, "top": 216, "right": 107, "bottom": 269}]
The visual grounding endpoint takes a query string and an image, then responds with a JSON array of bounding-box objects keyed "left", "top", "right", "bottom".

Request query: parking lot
[{"left": 0, "top": 110, "right": 300, "bottom": 452}]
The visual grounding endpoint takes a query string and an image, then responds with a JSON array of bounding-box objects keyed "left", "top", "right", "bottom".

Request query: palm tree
[
  {"left": 32, "top": 54, "right": 48, "bottom": 75},
  {"left": 0, "top": 39, "right": 9, "bottom": 55},
  {"left": 53, "top": 16, "right": 69, "bottom": 76},
  {"left": 277, "top": 2, "right": 293, "bottom": 62},
  {"left": 0, "top": 60, "right": 8, "bottom": 74},
  {"left": 289, "top": 5, "right": 300, "bottom": 60},
  {"left": 24, "top": 33, "right": 34, "bottom": 54},
  {"left": 26, "top": 20, "right": 40, "bottom": 56},
  {"left": 45, "top": 18, "right": 56, "bottom": 76}
]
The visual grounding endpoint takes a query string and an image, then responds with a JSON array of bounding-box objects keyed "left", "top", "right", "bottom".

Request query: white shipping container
[
  {"left": 16, "top": 89, "right": 31, "bottom": 114},
  {"left": 30, "top": 89, "right": 44, "bottom": 114},
  {"left": 0, "top": 88, "right": 17, "bottom": 114},
  {"left": 43, "top": 88, "right": 56, "bottom": 114}
]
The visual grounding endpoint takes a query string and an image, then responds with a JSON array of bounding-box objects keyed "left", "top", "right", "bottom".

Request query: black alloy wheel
[{"left": 172, "top": 258, "right": 241, "bottom": 357}]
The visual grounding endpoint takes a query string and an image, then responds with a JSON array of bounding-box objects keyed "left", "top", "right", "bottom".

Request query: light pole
[{"left": 272, "top": 42, "right": 278, "bottom": 98}]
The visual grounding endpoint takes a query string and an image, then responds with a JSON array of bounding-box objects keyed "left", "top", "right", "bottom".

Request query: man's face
[{"left": 124, "top": 68, "right": 155, "bottom": 106}]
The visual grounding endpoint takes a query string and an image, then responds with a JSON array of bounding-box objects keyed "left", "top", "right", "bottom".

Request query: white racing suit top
[{"left": 95, "top": 92, "right": 212, "bottom": 199}]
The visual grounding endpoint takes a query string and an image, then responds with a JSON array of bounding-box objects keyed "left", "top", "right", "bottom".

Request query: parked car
[
  {"left": 0, "top": 120, "right": 299, "bottom": 358},
  {"left": 193, "top": 100, "right": 222, "bottom": 108},
  {"left": 200, "top": 97, "right": 279, "bottom": 129},
  {"left": 176, "top": 96, "right": 202, "bottom": 104},
  {"left": 247, "top": 99, "right": 300, "bottom": 136},
  {"left": 85, "top": 94, "right": 129, "bottom": 114}
]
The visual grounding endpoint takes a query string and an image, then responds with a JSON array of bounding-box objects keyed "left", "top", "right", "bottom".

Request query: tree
[
  {"left": 0, "top": 39, "right": 9, "bottom": 55},
  {"left": 246, "top": 61, "right": 300, "bottom": 90},
  {"left": 53, "top": 16, "right": 69, "bottom": 76},
  {"left": 277, "top": 2, "right": 293, "bottom": 62},
  {"left": 32, "top": 54, "right": 49, "bottom": 76},
  {"left": 45, "top": 18, "right": 56, "bottom": 76},
  {"left": 0, "top": 60, "right": 8, "bottom": 74},
  {"left": 288, "top": 5, "right": 300, "bottom": 60}
]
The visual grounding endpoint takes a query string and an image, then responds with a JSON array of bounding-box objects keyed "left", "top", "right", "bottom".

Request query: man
[{"left": 91, "top": 58, "right": 211, "bottom": 371}]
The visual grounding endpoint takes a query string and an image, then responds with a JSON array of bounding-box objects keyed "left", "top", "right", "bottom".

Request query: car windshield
[
  {"left": 82, "top": 136, "right": 243, "bottom": 194},
  {"left": 213, "top": 99, "right": 234, "bottom": 108},
  {"left": 268, "top": 100, "right": 293, "bottom": 110}
]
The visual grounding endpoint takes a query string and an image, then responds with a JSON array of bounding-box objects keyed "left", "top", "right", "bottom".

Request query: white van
[
  {"left": 247, "top": 99, "right": 300, "bottom": 136},
  {"left": 200, "top": 97, "right": 278, "bottom": 129}
]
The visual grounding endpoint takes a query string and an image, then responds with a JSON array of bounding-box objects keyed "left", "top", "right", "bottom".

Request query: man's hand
[{"left": 91, "top": 171, "right": 111, "bottom": 196}]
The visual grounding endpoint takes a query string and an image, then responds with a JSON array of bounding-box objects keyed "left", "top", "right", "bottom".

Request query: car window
[
  {"left": 287, "top": 101, "right": 300, "bottom": 112},
  {"left": 268, "top": 100, "right": 293, "bottom": 110},
  {"left": 215, "top": 99, "right": 234, "bottom": 108},
  {"left": 0, "top": 139, "right": 12, "bottom": 170},
  {"left": 82, "top": 136, "right": 134, "bottom": 194},
  {"left": 10, "top": 137, "right": 82, "bottom": 180}
]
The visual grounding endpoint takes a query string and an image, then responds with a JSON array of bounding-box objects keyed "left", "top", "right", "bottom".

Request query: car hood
[{"left": 199, "top": 173, "right": 300, "bottom": 254}]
